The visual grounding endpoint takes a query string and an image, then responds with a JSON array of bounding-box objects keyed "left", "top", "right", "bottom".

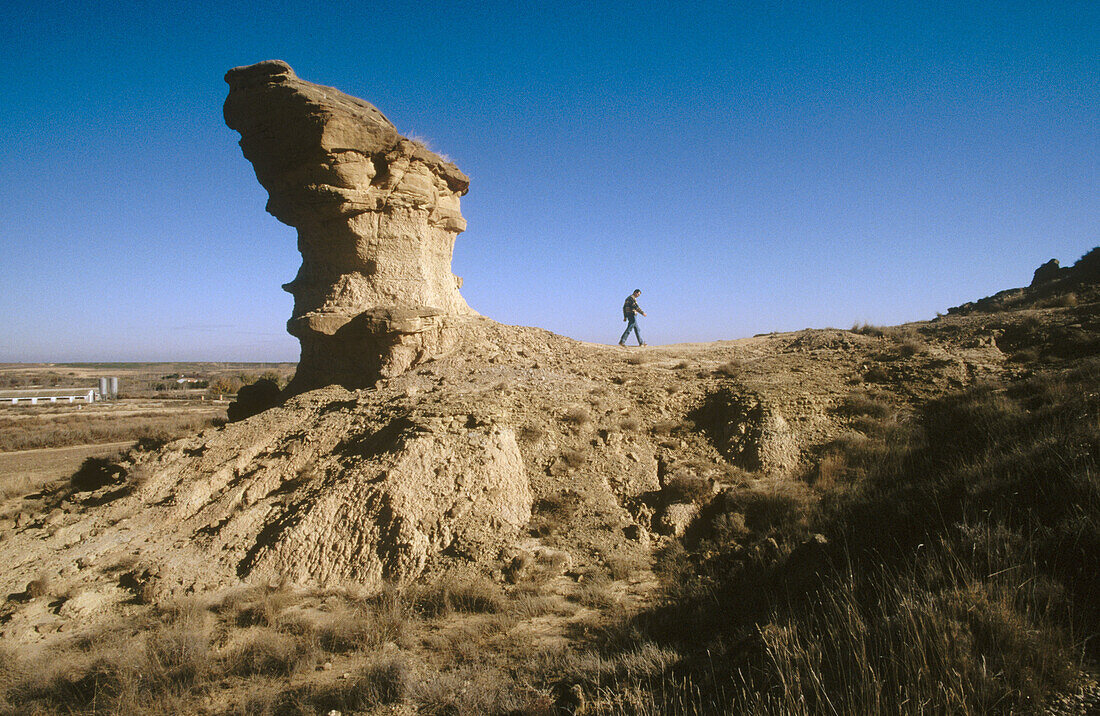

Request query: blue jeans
[{"left": 620, "top": 315, "right": 643, "bottom": 345}]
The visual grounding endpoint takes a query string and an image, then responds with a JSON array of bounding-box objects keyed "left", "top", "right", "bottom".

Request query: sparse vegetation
[
  {"left": 561, "top": 406, "right": 591, "bottom": 427},
  {"left": 0, "top": 411, "right": 220, "bottom": 452},
  {"left": 617, "top": 417, "right": 640, "bottom": 431},
  {"left": 850, "top": 322, "right": 886, "bottom": 337},
  {"left": 571, "top": 361, "right": 1100, "bottom": 714},
  {"left": 713, "top": 360, "right": 741, "bottom": 377},
  {"left": 3, "top": 272, "right": 1099, "bottom": 714}
]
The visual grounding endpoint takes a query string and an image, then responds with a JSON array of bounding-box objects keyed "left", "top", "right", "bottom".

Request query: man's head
[{"left": 632, "top": 289, "right": 641, "bottom": 297}]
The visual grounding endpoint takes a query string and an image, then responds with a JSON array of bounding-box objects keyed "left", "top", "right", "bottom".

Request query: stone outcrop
[
  {"left": 1031, "top": 259, "right": 1063, "bottom": 286},
  {"left": 224, "top": 60, "right": 477, "bottom": 390}
]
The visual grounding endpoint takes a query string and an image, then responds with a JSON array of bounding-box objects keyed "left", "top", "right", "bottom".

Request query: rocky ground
[
  {"left": 2, "top": 266, "right": 1094, "bottom": 640},
  {"left": 1, "top": 255, "right": 1098, "bottom": 714}
]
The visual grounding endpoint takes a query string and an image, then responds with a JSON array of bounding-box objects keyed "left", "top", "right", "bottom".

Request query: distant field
[
  {"left": 0, "top": 361, "right": 296, "bottom": 397},
  {"left": 0, "top": 398, "right": 225, "bottom": 452},
  {"left": 0, "top": 441, "right": 135, "bottom": 499}
]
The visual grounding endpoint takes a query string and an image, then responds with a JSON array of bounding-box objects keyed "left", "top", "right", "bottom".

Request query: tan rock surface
[{"left": 224, "top": 60, "right": 476, "bottom": 390}]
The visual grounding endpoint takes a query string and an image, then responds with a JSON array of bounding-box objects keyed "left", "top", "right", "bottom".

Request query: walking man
[{"left": 619, "top": 289, "right": 647, "bottom": 346}]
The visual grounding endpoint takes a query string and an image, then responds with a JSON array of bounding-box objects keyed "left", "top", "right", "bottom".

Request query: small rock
[{"left": 655, "top": 502, "right": 698, "bottom": 537}]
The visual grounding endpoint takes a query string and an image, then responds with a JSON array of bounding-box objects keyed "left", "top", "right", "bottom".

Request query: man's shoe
[
  {"left": 640, "top": 342, "right": 648, "bottom": 347},
  {"left": 618, "top": 341, "right": 626, "bottom": 346}
]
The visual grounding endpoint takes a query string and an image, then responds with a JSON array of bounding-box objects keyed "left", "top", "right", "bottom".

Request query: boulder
[
  {"left": 1031, "top": 258, "right": 1063, "bottom": 286},
  {"left": 228, "top": 378, "right": 281, "bottom": 422},
  {"left": 655, "top": 502, "right": 698, "bottom": 537}
]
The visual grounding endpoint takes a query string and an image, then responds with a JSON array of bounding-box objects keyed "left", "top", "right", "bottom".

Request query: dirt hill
[{"left": 2, "top": 255, "right": 1095, "bottom": 640}]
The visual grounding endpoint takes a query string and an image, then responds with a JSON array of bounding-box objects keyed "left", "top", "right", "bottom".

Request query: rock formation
[{"left": 224, "top": 60, "right": 477, "bottom": 390}]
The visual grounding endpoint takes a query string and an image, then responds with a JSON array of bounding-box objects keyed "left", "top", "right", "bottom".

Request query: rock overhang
[{"left": 224, "top": 60, "right": 476, "bottom": 390}]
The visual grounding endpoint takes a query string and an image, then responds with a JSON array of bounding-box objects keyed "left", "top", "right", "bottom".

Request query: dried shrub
[
  {"left": 413, "top": 574, "right": 507, "bottom": 617},
  {"left": 894, "top": 335, "right": 928, "bottom": 357},
  {"left": 518, "top": 424, "right": 547, "bottom": 442},
  {"left": 604, "top": 551, "right": 648, "bottom": 580},
  {"left": 838, "top": 392, "right": 893, "bottom": 419},
  {"left": 851, "top": 323, "right": 886, "bottom": 337},
  {"left": 530, "top": 490, "right": 583, "bottom": 537},
  {"left": 649, "top": 419, "right": 682, "bottom": 436},
  {"left": 25, "top": 575, "right": 52, "bottom": 598},
  {"left": 575, "top": 572, "right": 617, "bottom": 609},
  {"left": 862, "top": 365, "right": 890, "bottom": 383},
  {"left": 711, "top": 511, "right": 750, "bottom": 542},
  {"left": 1040, "top": 292, "right": 1078, "bottom": 308},
  {"left": 314, "top": 591, "right": 409, "bottom": 653},
  {"left": 663, "top": 474, "right": 713, "bottom": 504},
  {"left": 225, "top": 627, "right": 315, "bottom": 676},
  {"left": 349, "top": 656, "right": 412, "bottom": 706},
  {"left": 618, "top": 417, "right": 641, "bottom": 432},
  {"left": 713, "top": 361, "right": 741, "bottom": 377},
  {"left": 561, "top": 406, "right": 591, "bottom": 427}
]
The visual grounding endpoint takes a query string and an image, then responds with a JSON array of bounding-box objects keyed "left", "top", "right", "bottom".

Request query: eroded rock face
[{"left": 224, "top": 60, "right": 477, "bottom": 390}]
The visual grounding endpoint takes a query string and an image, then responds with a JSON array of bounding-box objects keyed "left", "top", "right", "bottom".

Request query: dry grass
[
  {"left": 713, "top": 360, "right": 741, "bottom": 377},
  {"left": 583, "top": 362, "right": 1100, "bottom": 714},
  {"left": 617, "top": 417, "right": 641, "bottom": 432},
  {"left": 850, "top": 323, "right": 886, "bottom": 337},
  {"left": 529, "top": 490, "right": 582, "bottom": 537},
  {"left": 0, "top": 412, "right": 219, "bottom": 452},
  {"left": 560, "top": 447, "right": 587, "bottom": 469},
  {"left": 411, "top": 574, "right": 507, "bottom": 617},
  {"left": 648, "top": 419, "right": 683, "bottom": 436},
  {"left": 662, "top": 474, "right": 713, "bottom": 505},
  {"left": 560, "top": 406, "right": 591, "bottom": 427}
]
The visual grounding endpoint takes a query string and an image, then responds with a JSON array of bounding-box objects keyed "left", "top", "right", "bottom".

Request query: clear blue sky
[{"left": 1, "top": 0, "right": 1096, "bottom": 361}]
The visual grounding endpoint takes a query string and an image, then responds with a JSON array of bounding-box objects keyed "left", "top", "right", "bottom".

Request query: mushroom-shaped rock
[{"left": 224, "top": 60, "right": 477, "bottom": 390}]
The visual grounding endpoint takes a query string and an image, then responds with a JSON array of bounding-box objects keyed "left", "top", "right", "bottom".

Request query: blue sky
[{"left": 1, "top": 0, "right": 1096, "bottom": 361}]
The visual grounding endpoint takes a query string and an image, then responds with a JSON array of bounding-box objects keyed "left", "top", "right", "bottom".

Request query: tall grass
[
  {"left": 0, "top": 412, "right": 220, "bottom": 452},
  {"left": 594, "top": 360, "right": 1100, "bottom": 714}
]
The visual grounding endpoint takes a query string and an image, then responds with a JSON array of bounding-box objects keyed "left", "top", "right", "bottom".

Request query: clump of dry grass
[
  {"left": 529, "top": 490, "right": 582, "bottom": 537},
  {"left": 649, "top": 419, "right": 683, "bottom": 436},
  {"left": 518, "top": 424, "right": 547, "bottom": 442},
  {"left": 560, "top": 447, "right": 587, "bottom": 469},
  {"left": 224, "top": 626, "right": 316, "bottom": 676},
  {"left": 412, "top": 574, "right": 507, "bottom": 617},
  {"left": 310, "top": 590, "right": 410, "bottom": 653},
  {"left": 713, "top": 360, "right": 741, "bottom": 377},
  {"left": 838, "top": 391, "right": 893, "bottom": 419},
  {"left": 24, "top": 575, "right": 53, "bottom": 599},
  {"left": 1039, "top": 292, "right": 1078, "bottom": 308},
  {"left": 861, "top": 365, "right": 890, "bottom": 383},
  {"left": 618, "top": 417, "right": 641, "bottom": 432},
  {"left": 561, "top": 406, "right": 591, "bottom": 427},
  {"left": 663, "top": 474, "right": 713, "bottom": 504},
  {"left": 850, "top": 323, "right": 886, "bottom": 337},
  {"left": 574, "top": 572, "right": 617, "bottom": 609},
  {"left": 602, "top": 550, "right": 648, "bottom": 580}
]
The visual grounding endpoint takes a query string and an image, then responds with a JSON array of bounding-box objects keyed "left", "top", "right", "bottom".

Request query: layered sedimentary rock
[{"left": 224, "top": 60, "right": 476, "bottom": 390}]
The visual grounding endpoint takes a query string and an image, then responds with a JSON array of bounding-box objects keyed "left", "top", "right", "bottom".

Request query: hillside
[{"left": 1, "top": 250, "right": 1098, "bottom": 713}]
